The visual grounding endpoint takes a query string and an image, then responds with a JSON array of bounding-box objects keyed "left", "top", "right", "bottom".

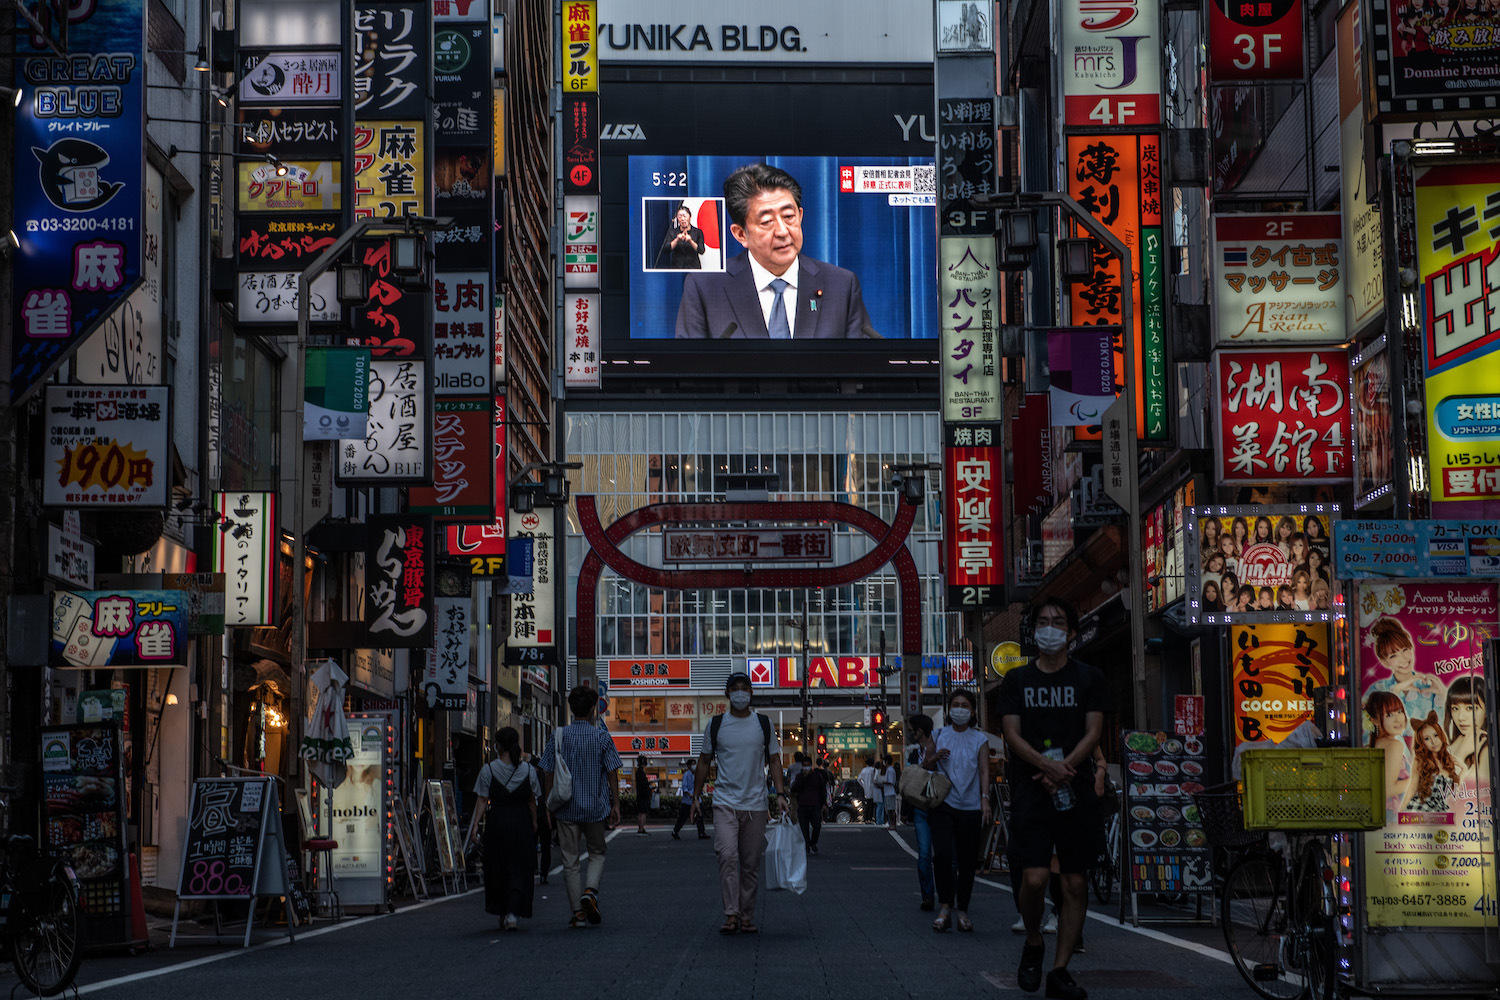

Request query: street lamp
[{"left": 509, "top": 461, "right": 583, "bottom": 511}]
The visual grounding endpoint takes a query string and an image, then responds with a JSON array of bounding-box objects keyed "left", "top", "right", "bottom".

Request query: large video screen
[{"left": 625, "top": 155, "right": 935, "bottom": 341}]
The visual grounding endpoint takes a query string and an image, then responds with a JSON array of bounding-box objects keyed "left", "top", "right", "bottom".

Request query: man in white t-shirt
[
  {"left": 691, "top": 672, "right": 788, "bottom": 934},
  {"left": 858, "top": 758, "right": 878, "bottom": 823}
]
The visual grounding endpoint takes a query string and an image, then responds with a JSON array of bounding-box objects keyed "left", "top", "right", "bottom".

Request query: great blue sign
[{"left": 11, "top": 0, "right": 146, "bottom": 402}]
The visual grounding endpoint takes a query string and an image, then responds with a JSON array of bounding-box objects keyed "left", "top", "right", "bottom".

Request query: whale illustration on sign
[{"left": 32, "top": 138, "right": 123, "bottom": 212}]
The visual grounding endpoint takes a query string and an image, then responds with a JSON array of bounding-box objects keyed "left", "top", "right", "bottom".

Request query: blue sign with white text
[
  {"left": 1334, "top": 520, "right": 1500, "bottom": 579},
  {"left": 11, "top": 0, "right": 146, "bottom": 401}
]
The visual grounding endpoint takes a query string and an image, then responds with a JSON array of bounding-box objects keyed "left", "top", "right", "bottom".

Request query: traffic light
[
  {"left": 872, "top": 709, "right": 886, "bottom": 736},
  {"left": 816, "top": 732, "right": 827, "bottom": 751}
]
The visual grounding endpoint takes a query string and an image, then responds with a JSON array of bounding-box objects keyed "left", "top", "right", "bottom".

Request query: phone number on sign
[
  {"left": 1367, "top": 894, "right": 1467, "bottom": 908},
  {"left": 25, "top": 217, "right": 137, "bottom": 234}
]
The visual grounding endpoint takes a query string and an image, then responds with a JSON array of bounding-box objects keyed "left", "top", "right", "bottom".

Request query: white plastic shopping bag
[{"left": 763, "top": 816, "right": 807, "bottom": 895}]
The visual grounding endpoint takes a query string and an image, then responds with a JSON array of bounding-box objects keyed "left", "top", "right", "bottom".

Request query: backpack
[
  {"left": 709, "top": 711, "right": 772, "bottom": 765},
  {"left": 545, "top": 728, "right": 573, "bottom": 812}
]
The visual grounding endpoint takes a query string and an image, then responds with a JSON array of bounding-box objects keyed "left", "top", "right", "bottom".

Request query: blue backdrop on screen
[{"left": 626, "top": 156, "right": 936, "bottom": 340}]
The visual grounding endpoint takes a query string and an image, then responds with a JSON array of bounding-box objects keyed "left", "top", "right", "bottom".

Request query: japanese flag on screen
[{"left": 686, "top": 197, "right": 723, "bottom": 271}]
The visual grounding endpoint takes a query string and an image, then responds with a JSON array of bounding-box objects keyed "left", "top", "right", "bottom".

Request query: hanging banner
[
  {"left": 505, "top": 508, "right": 556, "bottom": 664},
  {"left": 1047, "top": 326, "right": 1118, "bottom": 427},
  {"left": 1184, "top": 504, "right": 1339, "bottom": 624},
  {"left": 408, "top": 397, "right": 493, "bottom": 519},
  {"left": 1368, "top": 0, "right": 1500, "bottom": 117},
  {"left": 1011, "top": 393, "right": 1054, "bottom": 518},
  {"left": 50, "top": 590, "right": 189, "bottom": 668},
  {"left": 1228, "top": 623, "right": 1331, "bottom": 744},
  {"left": 1208, "top": 0, "right": 1304, "bottom": 81},
  {"left": 943, "top": 425, "right": 1004, "bottom": 610},
  {"left": 338, "top": 359, "right": 429, "bottom": 484},
  {"left": 353, "top": 3, "right": 431, "bottom": 119},
  {"left": 11, "top": 0, "right": 146, "bottom": 402},
  {"left": 237, "top": 50, "right": 341, "bottom": 104},
  {"left": 1066, "top": 134, "right": 1168, "bottom": 439},
  {"left": 212, "top": 491, "right": 276, "bottom": 627},
  {"left": 365, "top": 514, "right": 433, "bottom": 648},
  {"left": 423, "top": 598, "right": 470, "bottom": 710},
  {"left": 1357, "top": 581, "right": 1498, "bottom": 927},
  {"left": 75, "top": 163, "right": 165, "bottom": 386},
  {"left": 940, "top": 237, "right": 1001, "bottom": 422},
  {"left": 304, "top": 347, "right": 370, "bottom": 441},
  {"left": 1354, "top": 347, "right": 1393, "bottom": 502},
  {"left": 1334, "top": 520, "right": 1500, "bottom": 579},
  {"left": 43, "top": 386, "right": 169, "bottom": 508},
  {"left": 433, "top": 272, "right": 491, "bottom": 395},
  {"left": 564, "top": 293, "right": 602, "bottom": 388},
  {"left": 1212, "top": 214, "right": 1344, "bottom": 345},
  {"left": 1413, "top": 163, "right": 1500, "bottom": 504},
  {"left": 1058, "top": 0, "right": 1162, "bottom": 127},
  {"left": 563, "top": 0, "right": 599, "bottom": 92},
  {"left": 1212, "top": 347, "right": 1353, "bottom": 483}
]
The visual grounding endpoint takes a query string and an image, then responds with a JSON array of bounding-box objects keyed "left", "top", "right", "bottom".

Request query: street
[{"left": 56, "top": 826, "right": 1250, "bottom": 1000}]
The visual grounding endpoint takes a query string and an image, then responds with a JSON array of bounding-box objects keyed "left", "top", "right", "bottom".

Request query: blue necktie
[{"left": 767, "top": 278, "right": 791, "bottom": 339}]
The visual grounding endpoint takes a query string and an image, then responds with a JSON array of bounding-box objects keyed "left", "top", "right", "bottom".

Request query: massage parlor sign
[{"left": 1357, "top": 581, "right": 1497, "bottom": 928}]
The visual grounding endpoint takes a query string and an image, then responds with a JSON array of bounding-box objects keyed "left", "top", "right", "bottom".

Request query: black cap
[{"left": 725, "top": 672, "right": 752, "bottom": 695}]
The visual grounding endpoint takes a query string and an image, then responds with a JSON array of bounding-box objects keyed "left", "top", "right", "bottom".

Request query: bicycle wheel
[
  {"left": 1091, "top": 816, "right": 1117, "bottom": 903},
  {"left": 1293, "top": 840, "right": 1337, "bottom": 1000},
  {"left": 1221, "top": 853, "right": 1305, "bottom": 1000},
  {"left": 11, "top": 865, "right": 83, "bottom": 997}
]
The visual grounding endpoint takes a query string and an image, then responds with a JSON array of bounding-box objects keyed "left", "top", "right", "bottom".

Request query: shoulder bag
[
  {"left": 898, "top": 756, "right": 952, "bottom": 810},
  {"left": 545, "top": 729, "right": 573, "bottom": 812}
]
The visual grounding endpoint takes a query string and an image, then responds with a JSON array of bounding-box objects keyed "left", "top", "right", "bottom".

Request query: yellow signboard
[
  {"left": 354, "top": 120, "right": 426, "bottom": 220},
  {"left": 562, "top": 1, "right": 597, "bottom": 92},
  {"left": 237, "top": 161, "right": 340, "bottom": 213}
]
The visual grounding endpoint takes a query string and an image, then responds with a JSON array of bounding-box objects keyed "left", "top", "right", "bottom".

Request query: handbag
[
  {"left": 898, "top": 762, "right": 952, "bottom": 810},
  {"left": 545, "top": 729, "right": 573, "bottom": 812}
]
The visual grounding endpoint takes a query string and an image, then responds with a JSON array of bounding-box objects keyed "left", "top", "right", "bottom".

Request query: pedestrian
[
  {"left": 999, "top": 598, "right": 1109, "bottom": 999},
  {"left": 923, "top": 689, "right": 991, "bottom": 934},
  {"left": 690, "top": 671, "right": 789, "bottom": 934},
  {"left": 634, "top": 755, "right": 652, "bottom": 836},
  {"left": 672, "top": 758, "right": 708, "bottom": 840},
  {"left": 905, "top": 713, "right": 938, "bottom": 911},
  {"left": 785, "top": 752, "right": 806, "bottom": 821},
  {"left": 858, "top": 755, "right": 879, "bottom": 823},
  {"left": 464, "top": 727, "right": 540, "bottom": 931},
  {"left": 538, "top": 685, "right": 623, "bottom": 929},
  {"left": 790, "top": 751, "right": 829, "bottom": 855},
  {"left": 882, "top": 756, "right": 901, "bottom": 829},
  {"left": 535, "top": 799, "right": 553, "bottom": 884}
]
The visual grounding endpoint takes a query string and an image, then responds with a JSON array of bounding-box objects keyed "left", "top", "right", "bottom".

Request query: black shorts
[{"left": 1007, "top": 781, "right": 1100, "bottom": 874}]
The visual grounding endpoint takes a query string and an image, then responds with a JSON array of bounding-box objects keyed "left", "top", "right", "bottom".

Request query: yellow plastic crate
[{"left": 1240, "top": 748, "right": 1386, "bottom": 832}]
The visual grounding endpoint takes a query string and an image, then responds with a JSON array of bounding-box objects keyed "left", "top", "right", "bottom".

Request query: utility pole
[{"left": 799, "top": 600, "right": 810, "bottom": 756}]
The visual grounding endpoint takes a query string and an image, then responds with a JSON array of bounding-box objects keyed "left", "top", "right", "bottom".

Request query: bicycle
[
  {"left": 1090, "top": 800, "right": 1120, "bottom": 904},
  {"left": 0, "top": 788, "right": 84, "bottom": 996}
]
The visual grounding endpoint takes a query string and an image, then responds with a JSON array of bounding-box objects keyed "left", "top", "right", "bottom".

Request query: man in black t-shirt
[{"left": 998, "top": 598, "right": 1108, "bottom": 1000}]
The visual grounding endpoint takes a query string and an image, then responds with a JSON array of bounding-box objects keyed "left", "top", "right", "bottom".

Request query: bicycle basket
[
  {"left": 1240, "top": 748, "right": 1385, "bottom": 832},
  {"left": 1191, "top": 782, "right": 1261, "bottom": 849}
]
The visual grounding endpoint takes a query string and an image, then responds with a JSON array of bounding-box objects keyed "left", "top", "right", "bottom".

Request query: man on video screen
[{"left": 675, "top": 163, "right": 876, "bottom": 339}]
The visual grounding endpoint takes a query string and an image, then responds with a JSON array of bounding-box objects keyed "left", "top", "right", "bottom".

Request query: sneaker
[
  {"left": 1074, "top": 940, "right": 1086, "bottom": 955},
  {"left": 581, "top": 889, "right": 602, "bottom": 925},
  {"left": 809, "top": 844, "right": 819, "bottom": 855},
  {"left": 1017, "top": 942, "right": 1046, "bottom": 993},
  {"left": 569, "top": 911, "right": 588, "bottom": 929},
  {"left": 1042, "top": 912, "right": 1059, "bottom": 934},
  {"left": 1045, "top": 968, "right": 1087, "bottom": 999},
  {"left": 671, "top": 830, "right": 681, "bottom": 840},
  {"left": 502, "top": 913, "right": 518, "bottom": 931},
  {"left": 697, "top": 833, "right": 711, "bottom": 839},
  {"left": 1011, "top": 915, "right": 1027, "bottom": 933}
]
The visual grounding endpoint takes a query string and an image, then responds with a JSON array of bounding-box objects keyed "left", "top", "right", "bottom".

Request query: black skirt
[{"left": 483, "top": 801, "right": 536, "bottom": 917}]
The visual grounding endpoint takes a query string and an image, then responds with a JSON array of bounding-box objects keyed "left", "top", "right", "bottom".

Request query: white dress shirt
[{"left": 746, "top": 254, "right": 800, "bottom": 338}]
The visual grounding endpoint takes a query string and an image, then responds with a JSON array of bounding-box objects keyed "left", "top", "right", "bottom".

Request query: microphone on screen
[{"left": 715, "top": 322, "right": 738, "bottom": 339}]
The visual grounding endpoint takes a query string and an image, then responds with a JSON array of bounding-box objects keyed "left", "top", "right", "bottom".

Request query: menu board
[
  {"left": 427, "top": 780, "right": 458, "bottom": 874},
  {"left": 177, "top": 778, "right": 272, "bottom": 900},
  {"left": 440, "top": 781, "right": 464, "bottom": 871},
  {"left": 1121, "top": 729, "right": 1213, "bottom": 894},
  {"left": 41, "top": 723, "right": 132, "bottom": 945}
]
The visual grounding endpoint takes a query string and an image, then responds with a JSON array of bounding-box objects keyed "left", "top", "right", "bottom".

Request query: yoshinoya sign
[
  {"left": 1058, "top": 0, "right": 1162, "bottom": 127},
  {"left": 594, "top": 0, "right": 932, "bottom": 63},
  {"left": 606, "top": 659, "right": 690, "bottom": 687},
  {"left": 661, "top": 528, "right": 833, "bottom": 563}
]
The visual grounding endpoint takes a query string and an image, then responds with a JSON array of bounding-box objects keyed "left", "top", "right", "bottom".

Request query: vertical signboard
[
  {"left": 1353, "top": 348, "right": 1394, "bottom": 502},
  {"left": 1066, "top": 134, "right": 1168, "bottom": 439},
  {"left": 563, "top": 1, "right": 598, "bottom": 92},
  {"left": 506, "top": 508, "right": 556, "bottom": 665},
  {"left": 564, "top": 196, "right": 602, "bottom": 288},
  {"left": 75, "top": 164, "right": 165, "bottom": 386},
  {"left": 432, "top": 272, "right": 491, "bottom": 395},
  {"left": 563, "top": 93, "right": 601, "bottom": 193},
  {"left": 408, "top": 397, "right": 493, "bottom": 518},
  {"left": 1208, "top": 0, "right": 1305, "bottom": 81},
  {"left": 1338, "top": 5, "right": 1384, "bottom": 334},
  {"left": 213, "top": 492, "right": 276, "bottom": 627},
  {"left": 1413, "top": 163, "right": 1500, "bottom": 505},
  {"left": 940, "top": 237, "right": 1001, "bottom": 422},
  {"left": 423, "top": 598, "right": 470, "bottom": 710},
  {"left": 937, "top": 98, "right": 996, "bottom": 235},
  {"left": 943, "top": 425, "right": 1004, "bottom": 609},
  {"left": 1212, "top": 214, "right": 1345, "bottom": 345},
  {"left": 1011, "top": 393, "right": 1054, "bottom": 518},
  {"left": 338, "top": 359, "right": 429, "bottom": 483},
  {"left": 1212, "top": 348, "right": 1353, "bottom": 483},
  {"left": 1357, "top": 581, "right": 1497, "bottom": 927},
  {"left": 1059, "top": 0, "right": 1162, "bottom": 127},
  {"left": 365, "top": 514, "right": 434, "bottom": 648},
  {"left": 326, "top": 716, "right": 389, "bottom": 905},
  {"left": 564, "top": 293, "right": 602, "bottom": 388}
]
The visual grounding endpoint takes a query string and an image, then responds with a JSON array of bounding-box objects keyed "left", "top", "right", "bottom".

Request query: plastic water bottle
[{"left": 1044, "top": 747, "right": 1075, "bottom": 811}]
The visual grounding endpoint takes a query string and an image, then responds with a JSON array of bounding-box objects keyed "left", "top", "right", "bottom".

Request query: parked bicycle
[
  {"left": 1091, "top": 800, "right": 1120, "bottom": 904},
  {"left": 0, "top": 788, "right": 83, "bottom": 996}
]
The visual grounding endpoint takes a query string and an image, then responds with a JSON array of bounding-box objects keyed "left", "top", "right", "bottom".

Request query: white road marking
[{"left": 885, "top": 829, "right": 1235, "bottom": 967}]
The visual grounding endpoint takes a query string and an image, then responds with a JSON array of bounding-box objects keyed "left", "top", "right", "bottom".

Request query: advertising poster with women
[
  {"left": 1358, "top": 581, "right": 1497, "bottom": 927},
  {"left": 1186, "top": 506, "right": 1336, "bottom": 624}
]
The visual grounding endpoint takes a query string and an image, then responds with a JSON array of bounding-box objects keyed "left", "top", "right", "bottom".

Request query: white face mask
[
  {"left": 728, "top": 691, "right": 752, "bottom": 711},
  {"left": 948, "top": 707, "right": 972, "bottom": 726},
  {"left": 1035, "top": 625, "right": 1069, "bottom": 654}
]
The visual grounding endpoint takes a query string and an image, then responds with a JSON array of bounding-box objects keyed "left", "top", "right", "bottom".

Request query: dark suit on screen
[
  {"left": 656, "top": 226, "right": 707, "bottom": 269},
  {"left": 674, "top": 252, "right": 877, "bottom": 339}
]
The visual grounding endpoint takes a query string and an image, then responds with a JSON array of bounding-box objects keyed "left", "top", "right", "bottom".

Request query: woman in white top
[
  {"left": 922, "top": 688, "right": 992, "bottom": 933},
  {"left": 465, "top": 727, "right": 542, "bottom": 930},
  {"left": 882, "top": 758, "right": 901, "bottom": 829}
]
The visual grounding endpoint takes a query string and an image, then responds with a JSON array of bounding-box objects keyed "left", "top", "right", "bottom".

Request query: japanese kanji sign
[
  {"left": 937, "top": 98, "right": 996, "bottom": 235},
  {"left": 563, "top": 1, "right": 598, "bottom": 92},
  {"left": 565, "top": 293, "right": 602, "bottom": 388},
  {"left": 237, "top": 270, "right": 338, "bottom": 325},
  {"left": 433, "top": 21, "right": 491, "bottom": 141},
  {"left": 564, "top": 94, "right": 600, "bottom": 193},
  {"left": 1209, "top": 0, "right": 1305, "bottom": 81},
  {"left": 338, "top": 359, "right": 429, "bottom": 483},
  {"left": 1335, "top": 519, "right": 1500, "bottom": 579},
  {"left": 423, "top": 597, "right": 470, "bottom": 710},
  {"left": 1229, "top": 623, "right": 1330, "bottom": 743},
  {"left": 354, "top": 3, "right": 431, "bottom": 118},
  {"left": 409, "top": 397, "right": 493, "bottom": 519},
  {"left": 1059, "top": 0, "right": 1162, "bottom": 126},
  {"left": 43, "top": 386, "right": 169, "bottom": 508},
  {"left": 354, "top": 120, "right": 426, "bottom": 221},
  {"left": 238, "top": 50, "right": 341, "bottom": 103},
  {"left": 11, "top": 0, "right": 146, "bottom": 403},
  {"left": 433, "top": 271, "right": 491, "bottom": 394},
  {"left": 50, "top": 589, "right": 189, "bottom": 668},
  {"left": 236, "top": 215, "right": 340, "bottom": 268},
  {"left": 1213, "top": 214, "right": 1344, "bottom": 345},
  {"left": 212, "top": 491, "right": 276, "bottom": 627},
  {"left": 661, "top": 529, "right": 834, "bottom": 563},
  {"left": 506, "top": 508, "right": 556, "bottom": 664},
  {"left": 349, "top": 237, "right": 428, "bottom": 357},
  {"left": 74, "top": 163, "right": 165, "bottom": 387},
  {"left": 366, "top": 514, "right": 434, "bottom": 648},
  {"left": 1066, "top": 134, "right": 1168, "bottom": 440},
  {"left": 940, "top": 237, "right": 1001, "bottom": 422},
  {"left": 235, "top": 160, "right": 341, "bottom": 213},
  {"left": 564, "top": 196, "right": 602, "bottom": 288},
  {"left": 943, "top": 426, "right": 1005, "bottom": 610},
  {"left": 444, "top": 395, "right": 508, "bottom": 559},
  {"left": 1369, "top": 0, "right": 1500, "bottom": 116},
  {"left": 238, "top": 107, "right": 342, "bottom": 158},
  {"left": 1213, "top": 348, "right": 1352, "bottom": 483},
  {"left": 1414, "top": 163, "right": 1500, "bottom": 504}
]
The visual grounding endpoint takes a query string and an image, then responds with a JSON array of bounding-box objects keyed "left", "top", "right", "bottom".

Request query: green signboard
[
  {"left": 823, "top": 727, "right": 876, "bottom": 752},
  {"left": 304, "top": 347, "right": 370, "bottom": 441}
]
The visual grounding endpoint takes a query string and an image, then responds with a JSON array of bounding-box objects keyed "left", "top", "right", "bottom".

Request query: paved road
[{"left": 54, "top": 826, "right": 1251, "bottom": 1000}]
